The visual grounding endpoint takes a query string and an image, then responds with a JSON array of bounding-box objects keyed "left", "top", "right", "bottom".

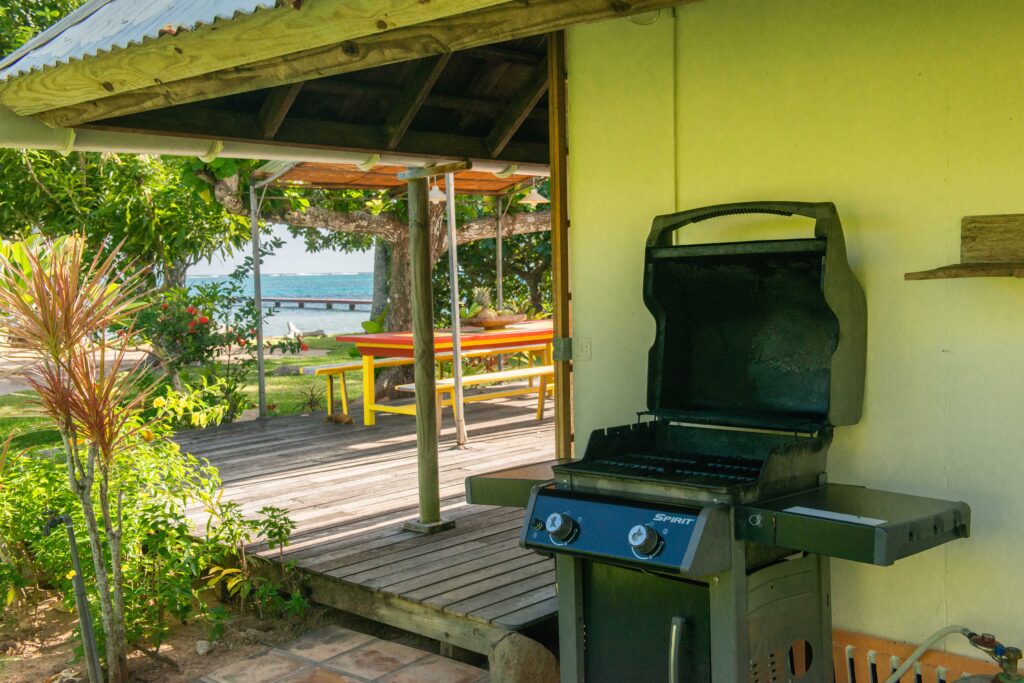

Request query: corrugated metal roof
[{"left": 0, "top": 0, "right": 281, "bottom": 81}]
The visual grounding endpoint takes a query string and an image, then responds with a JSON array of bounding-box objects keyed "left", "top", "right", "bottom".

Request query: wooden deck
[{"left": 178, "top": 395, "right": 559, "bottom": 681}]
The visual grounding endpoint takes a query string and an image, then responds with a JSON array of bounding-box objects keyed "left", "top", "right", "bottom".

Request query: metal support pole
[
  {"left": 44, "top": 512, "right": 101, "bottom": 683},
  {"left": 249, "top": 182, "right": 267, "bottom": 419},
  {"left": 445, "top": 172, "right": 469, "bottom": 446},
  {"left": 403, "top": 177, "right": 453, "bottom": 534},
  {"left": 496, "top": 198, "right": 505, "bottom": 372},
  {"left": 496, "top": 198, "right": 505, "bottom": 312}
]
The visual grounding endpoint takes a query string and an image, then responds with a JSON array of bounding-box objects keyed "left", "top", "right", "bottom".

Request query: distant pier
[{"left": 264, "top": 297, "right": 372, "bottom": 311}]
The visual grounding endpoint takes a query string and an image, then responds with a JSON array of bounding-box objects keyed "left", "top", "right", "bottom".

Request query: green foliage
[
  {"left": 0, "top": 151, "right": 251, "bottom": 288},
  {"left": 0, "top": 393, "right": 306, "bottom": 649},
  {"left": 0, "top": 0, "right": 83, "bottom": 55}
]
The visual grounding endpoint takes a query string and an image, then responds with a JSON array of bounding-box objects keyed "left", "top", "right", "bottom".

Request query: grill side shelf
[{"left": 736, "top": 483, "right": 971, "bottom": 566}]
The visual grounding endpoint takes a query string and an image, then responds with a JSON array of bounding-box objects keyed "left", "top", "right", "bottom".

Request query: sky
[{"left": 189, "top": 224, "right": 375, "bottom": 275}]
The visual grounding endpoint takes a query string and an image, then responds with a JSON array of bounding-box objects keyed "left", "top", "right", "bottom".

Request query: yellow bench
[
  {"left": 396, "top": 364, "right": 555, "bottom": 429},
  {"left": 302, "top": 344, "right": 548, "bottom": 418}
]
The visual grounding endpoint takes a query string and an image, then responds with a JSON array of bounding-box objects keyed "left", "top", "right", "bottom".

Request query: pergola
[
  {"left": 246, "top": 159, "right": 551, "bottom": 456},
  {"left": 0, "top": 0, "right": 692, "bottom": 533}
]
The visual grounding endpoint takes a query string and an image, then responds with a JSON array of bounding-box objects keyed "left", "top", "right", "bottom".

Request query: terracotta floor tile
[
  {"left": 206, "top": 651, "right": 307, "bottom": 683},
  {"left": 325, "top": 640, "right": 428, "bottom": 679},
  {"left": 279, "top": 667, "right": 363, "bottom": 683},
  {"left": 284, "top": 625, "right": 376, "bottom": 662},
  {"left": 379, "top": 655, "right": 487, "bottom": 683}
]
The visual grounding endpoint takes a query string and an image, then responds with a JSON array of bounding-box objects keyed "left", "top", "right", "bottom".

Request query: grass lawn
[
  {"left": 183, "top": 336, "right": 364, "bottom": 417},
  {"left": 0, "top": 337, "right": 363, "bottom": 448},
  {"left": 0, "top": 392, "right": 61, "bottom": 450}
]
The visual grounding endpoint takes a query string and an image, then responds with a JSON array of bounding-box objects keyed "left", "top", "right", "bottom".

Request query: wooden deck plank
[
  {"left": 178, "top": 396, "right": 559, "bottom": 641},
  {"left": 432, "top": 564, "right": 555, "bottom": 612}
]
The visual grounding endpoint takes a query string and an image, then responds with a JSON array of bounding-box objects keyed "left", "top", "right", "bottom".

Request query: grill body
[{"left": 522, "top": 202, "right": 970, "bottom": 683}]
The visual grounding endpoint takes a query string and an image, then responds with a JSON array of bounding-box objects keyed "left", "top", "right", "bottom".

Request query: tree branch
[
  {"left": 213, "top": 174, "right": 405, "bottom": 243},
  {"left": 211, "top": 174, "right": 550, "bottom": 251}
]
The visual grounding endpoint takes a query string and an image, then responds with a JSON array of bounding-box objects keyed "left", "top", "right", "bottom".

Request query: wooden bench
[
  {"left": 396, "top": 364, "right": 555, "bottom": 430},
  {"left": 302, "top": 344, "right": 549, "bottom": 418}
]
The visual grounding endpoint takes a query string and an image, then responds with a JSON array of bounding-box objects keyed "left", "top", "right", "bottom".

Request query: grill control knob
[
  {"left": 545, "top": 512, "right": 576, "bottom": 542},
  {"left": 628, "top": 524, "right": 661, "bottom": 556}
]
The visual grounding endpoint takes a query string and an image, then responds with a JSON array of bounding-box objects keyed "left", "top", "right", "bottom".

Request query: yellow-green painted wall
[{"left": 568, "top": 0, "right": 1024, "bottom": 652}]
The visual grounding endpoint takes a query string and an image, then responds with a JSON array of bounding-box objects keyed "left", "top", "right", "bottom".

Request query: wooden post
[
  {"left": 403, "top": 176, "right": 454, "bottom": 534},
  {"left": 549, "top": 32, "right": 573, "bottom": 461}
]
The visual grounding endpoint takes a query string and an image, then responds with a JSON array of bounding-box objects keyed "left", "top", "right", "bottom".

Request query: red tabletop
[{"left": 337, "top": 319, "right": 553, "bottom": 358}]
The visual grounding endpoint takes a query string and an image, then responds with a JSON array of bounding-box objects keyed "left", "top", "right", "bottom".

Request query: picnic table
[{"left": 336, "top": 320, "right": 554, "bottom": 426}]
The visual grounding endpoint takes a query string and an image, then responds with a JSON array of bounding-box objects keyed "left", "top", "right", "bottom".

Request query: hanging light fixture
[
  {"left": 428, "top": 180, "right": 446, "bottom": 204},
  {"left": 519, "top": 181, "right": 549, "bottom": 207}
]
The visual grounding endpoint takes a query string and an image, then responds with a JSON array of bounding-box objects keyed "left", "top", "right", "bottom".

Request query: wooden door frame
[{"left": 548, "top": 31, "right": 573, "bottom": 460}]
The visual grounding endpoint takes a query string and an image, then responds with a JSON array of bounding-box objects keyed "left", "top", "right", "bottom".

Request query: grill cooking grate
[{"left": 566, "top": 451, "right": 762, "bottom": 488}]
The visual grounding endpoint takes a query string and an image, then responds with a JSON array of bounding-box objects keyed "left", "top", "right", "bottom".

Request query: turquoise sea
[{"left": 186, "top": 272, "right": 373, "bottom": 337}]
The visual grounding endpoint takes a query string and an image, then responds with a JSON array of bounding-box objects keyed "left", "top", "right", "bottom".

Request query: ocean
[{"left": 186, "top": 272, "right": 373, "bottom": 337}]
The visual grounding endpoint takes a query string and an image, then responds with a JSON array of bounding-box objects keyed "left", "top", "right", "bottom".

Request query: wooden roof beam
[
  {"left": 486, "top": 55, "right": 548, "bottom": 158},
  {"left": 304, "top": 80, "right": 548, "bottom": 121},
  {"left": 32, "top": 0, "right": 698, "bottom": 128},
  {"left": 0, "top": 0, "right": 512, "bottom": 117},
  {"left": 90, "top": 106, "right": 549, "bottom": 164},
  {"left": 258, "top": 82, "right": 303, "bottom": 139},
  {"left": 465, "top": 46, "right": 544, "bottom": 66},
  {"left": 383, "top": 54, "right": 452, "bottom": 150}
]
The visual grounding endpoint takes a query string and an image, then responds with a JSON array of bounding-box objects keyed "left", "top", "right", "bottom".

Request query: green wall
[{"left": 568, "top": 0, "right": 1024, "bottom": 652}]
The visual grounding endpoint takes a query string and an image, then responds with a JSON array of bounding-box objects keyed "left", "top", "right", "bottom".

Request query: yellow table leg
[
  {"left": 362, "top": 354, "right": 376, "bottom": 426},
  {"left": 326, "top": 376, "right": 334, "bottom": 417},
  {"left": 339, "top": 371, "right": 350, "bottom": 416},
  {"left": 536, "top": 375, "right": 549, "bottom": 420}
]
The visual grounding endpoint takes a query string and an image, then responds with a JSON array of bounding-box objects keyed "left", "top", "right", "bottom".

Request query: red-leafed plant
[{"left": 0, "top": 235, "right": 149, "bottom": 683}]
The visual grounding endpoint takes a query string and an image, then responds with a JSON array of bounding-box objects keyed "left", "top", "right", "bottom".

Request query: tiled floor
[{"left": 198, "top": 625, "right": 489, "bottom": 683}]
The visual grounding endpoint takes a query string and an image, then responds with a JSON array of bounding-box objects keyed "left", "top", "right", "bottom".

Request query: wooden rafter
[
  {"left": 31, "top": 0, "right": 699, "bottom": 128},
  {"left": 383, "top": 54, "right": 452, "bottom": 150},
  {"left": 90, "top": 106, "right": 549, "bottom": 164},
  {"left": 303, "top": 79, "right": 547, "bottom": 120},
  {"left": 486, "top": 54, "right": 549, "bottom": 157},
  {"left": 258, "top": 82, "right": 303, "bottom": 139}
]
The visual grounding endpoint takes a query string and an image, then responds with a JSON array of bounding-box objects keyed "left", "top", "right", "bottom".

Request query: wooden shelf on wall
[
  {"left": 905, "top": 213, "right": 1024, "bottom": 281},
  {"left": 905, "top": 262, "right": 1024, "bottom": 280}
]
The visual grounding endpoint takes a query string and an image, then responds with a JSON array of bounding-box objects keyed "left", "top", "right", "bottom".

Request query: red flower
[
  {"left": 249, "top": 329, "right": 257, "bottom": 335},
  {"left": 187, "top": 320, "right": 196, "bottom": 330},
  {"left": 300, "top": 342, "right": 309, "bottom": 351},
  {"left": 237, "top": 338, "right": 247, "bottom": 347},
  {"left": 186, "top": 306, "right": 197, "bottom": 315},
  {"left": 198, "top": 316, "right": 210, "bottom": 324},
  {"left": 160, "top": 303, "right": 168, "bottom": 310}
]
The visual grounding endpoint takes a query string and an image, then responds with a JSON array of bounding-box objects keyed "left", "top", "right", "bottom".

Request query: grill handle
[
  {"left": 668, "top": 616, "right": 687, "bottom": 683},
  {"left": 647, "top": 201, "right": 840, "bottom": 247}
]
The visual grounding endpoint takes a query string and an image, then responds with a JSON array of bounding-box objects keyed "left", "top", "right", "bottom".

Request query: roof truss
[{"left": 10, "top": 0, "right": 695, "bottom": 129}]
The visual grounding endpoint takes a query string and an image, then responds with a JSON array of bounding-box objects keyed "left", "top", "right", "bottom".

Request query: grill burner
[
  {"left": 561, "top": 451, "right": 762, "bottom": 487},
  {"left": 517, "top": 201, "right": 972, "bottom": 683}
]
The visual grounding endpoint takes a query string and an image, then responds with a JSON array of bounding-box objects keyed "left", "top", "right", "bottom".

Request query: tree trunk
[
  {"left": 385, "top": 238, "right": 412, "bottom": 333},
  {"left": 375, "top": 237, "right": 413, "bottom": 398},
  {"left": 370, "top": 239, "right": 388, "bottom": 322},
  {"left": 160, "top": 258, "right": 189, "bottom": 290}
]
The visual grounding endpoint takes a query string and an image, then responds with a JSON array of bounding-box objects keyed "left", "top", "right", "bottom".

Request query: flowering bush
[{"left": 138, "top": 270, "right": 300, "bottom": 421}]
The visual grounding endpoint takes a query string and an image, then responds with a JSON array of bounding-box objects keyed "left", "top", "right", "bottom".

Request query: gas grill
[{"left": 519, "top": 202, "right": 972, "bottom": 683}]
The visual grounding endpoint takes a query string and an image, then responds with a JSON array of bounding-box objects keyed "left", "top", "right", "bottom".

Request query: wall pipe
[{"left": 0, "top": 106, "right": 551, "bottom": 176}]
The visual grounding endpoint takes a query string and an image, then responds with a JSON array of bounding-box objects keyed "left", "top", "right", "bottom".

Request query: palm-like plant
[{"left": 0, "top": 235, "right": 150, "bottom": 683}]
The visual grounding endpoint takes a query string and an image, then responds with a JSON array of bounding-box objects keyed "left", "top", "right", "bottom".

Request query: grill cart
[{"left": 520, "top": 202, "right": 971, "bottom": 683}]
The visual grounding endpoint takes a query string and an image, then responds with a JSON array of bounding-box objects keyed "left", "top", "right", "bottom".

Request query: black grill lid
[{"left": 643, "top": 202, "right": 866, "bottom": 431}]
